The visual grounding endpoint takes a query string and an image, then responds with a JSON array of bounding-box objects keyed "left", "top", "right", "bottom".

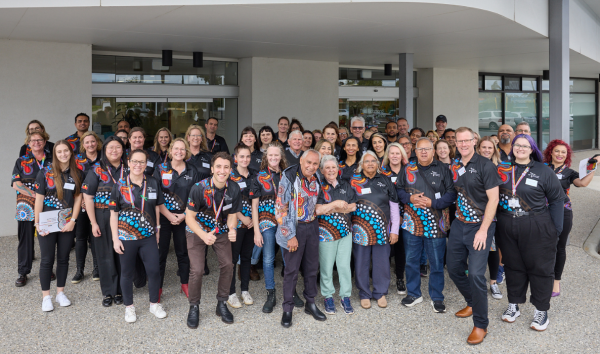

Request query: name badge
[
  {"left": 435, "top": 192, "right": 441, "bottom": 199},
  {"left": 202, "top": 163, "right": 210, "bottom": 169},
  {"left": 458, "top": 167, "right": 466, "bottom": 176},
  {"left": 391, "top": 177, "right": 397, "bottom": 183},
  {"left": 508, "top": 198, "right": 520, "bottom": 208},
  {"left": 556, "top": 174, "right": 563, "bottom": 180},
  {"left": 525, "top": 178, "right": 538, "bottom": 187},
  {"left": 361, "top": 188, "right": 372, "bottom": 194},
  {"left": 64, "top": 183, "right": 75, "bottom": 190},
  {"left": 148, "top": 193, "right": 157, "bottom": 200},
  {"left": 223, "top": 204, "right": 232, "bottom": 211},
  {"left": 147, "top": 161, "right": 154, "bottom": 168},
  {"left": 238, "top": 182, "right": 247, "bottom": 188},
  {"left": 162, "top": 174, "right": 172, "bottom": 180}
]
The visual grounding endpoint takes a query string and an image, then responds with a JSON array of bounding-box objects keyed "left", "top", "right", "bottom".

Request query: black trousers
[
  {"left": 488, "top": 250, "right": 499, "bottom": 280},
  {"left": 554, "top": 208, "right": 573, "bottom": 281},
  {"left": 38, "top": 231, "right": 75, "bottom": 291},
  {"left": 282, "top": 220, "right": 319, "bottom": 312},
  {"left": 496, "top": 212, "right": 558, "bottom": 312},
  {"left": 75, "top": 211, "right": 98, "bottom": 270},
  {"left": 447, "top": 220, "right": 494, "bottom": 330},
  {"left": 158, "top": 215, "right": 189, "bottom": 288},
  {"left": 119, "top": 235, "right": 161, "bottom": 306},
  {"left": 17, "top": 220, "right": 35, "bottom": 276},
  {"left": 230, "top": 226, "right": 254, "bottom": 294},
  {"left": 394, "top": 232, "right": 406, "bottom": 280},
  {"left": 94, "top": 208, "right": 121, "bottom": 297}
]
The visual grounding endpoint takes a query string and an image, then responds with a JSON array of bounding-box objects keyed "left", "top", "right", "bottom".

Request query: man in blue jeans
[{"left": 396, "top": 138, "right": 456, "bottom": 313}]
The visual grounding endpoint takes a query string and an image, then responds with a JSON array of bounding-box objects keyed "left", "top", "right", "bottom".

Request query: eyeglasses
[
  {"left": 30, "top": 139, "right": 44, "bottom": 144},
  {"left": 513, "top": 144, "right": 531, "bottom": 151},
  {"left": 189, "top": 134, "right": 202, "bottom": 138},
  {"left": 130, "top": 160, "right": 146, "bottom": 166},
  {"left": 456, "top": 138, "right": 473, "bottom": 145},
  {"left": 106, "top": 146, "right": 122, "bottom": 152},
  {"left": 415, "top": 147, "right": 433, "bottom": 152},
  {"left": 516, "top": 129, "right": 530, "bottom": 134},
  {"left": 351, "top": 126, "right": 365, "bottom": 130}
]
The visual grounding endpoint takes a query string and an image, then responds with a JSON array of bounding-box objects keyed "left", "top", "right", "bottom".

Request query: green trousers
[{"left": 319, "top": 236, "right": 352, "bottom": 298}]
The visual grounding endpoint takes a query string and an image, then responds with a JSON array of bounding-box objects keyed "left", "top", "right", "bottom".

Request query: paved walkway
[{"left": 1, "top": 151, "right": 600, "bottom": 353}]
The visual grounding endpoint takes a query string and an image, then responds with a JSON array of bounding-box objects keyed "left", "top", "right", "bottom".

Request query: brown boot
[
  {"left": 467, "top": 327, "right": 487, "bottom": 345},
  {"left": 250, "top": 265, "right": 260, "bottom": 281},
  {"left": 455, "top": 306, "right": 473, "bottom": 318}
]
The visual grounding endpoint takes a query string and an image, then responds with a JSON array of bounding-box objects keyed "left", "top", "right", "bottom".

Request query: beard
[
  {"left": 387, "top": 132, "right": 397, "bottom": 138},
  {"left": 500, "top": 137, "right": 511, "bottom": 144}
]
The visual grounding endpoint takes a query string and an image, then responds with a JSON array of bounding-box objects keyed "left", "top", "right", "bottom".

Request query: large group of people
[{"left": 10, "top": 112, "right": 598, "bottom": 344}]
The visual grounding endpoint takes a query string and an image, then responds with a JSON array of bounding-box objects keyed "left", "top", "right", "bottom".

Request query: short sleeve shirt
[
  {"left": 12, "top": 153, "right": 52, "bottom": 221},
  {"left": 124, "top": 149, "right": 160, "bottom": 176},
  {"left": 65, "top": 132, "right": 81, "bottom": 153},
  {"left": 35, "top": 165, "right": 83, "bottom": 212},
  {"left": 548, "top": 164, "right": 579, "bottom": 210},
  {"left": 450, "top": 153, "right": 502, "bottom": 223},
  {"left": 75, "top": 153, "right": 101, "bottom": 176},
  {"left": 230, "top": 167, "right": 256, "bottom": 229},
  {"left": 187, "top": 151, "right": 214, "bottom": 181},
  {"left": 186, "top": 178, "right": 242, "bottom": 235},
  {"left": 284, "top": 148, "right": 303, "bottom": 167},
  {"left": 153, "top": 161, "right": 200, "bottom": 213},
  {"left": 249, "top": 150, "right": 263, "bottom": 172},
  {"left": 207, "top": 135, "right": 229, "bottom": 154},
  {"left": 82, "top": 162, "right": 127, "bottom": 210},
  {"left": 339, "top": 160, "right": 359, "bottom": 182},
  {"left": 317, "top": 178, "right": 358, "bottom": 242},
  {"left": 109, "top": 175, "right": 164, "bottom": 240},
  {"left": 249, "top": 168, "right": 281, "bottom": 232},
  {"left": 349, "top": 172, "right": 399, "bottom": 246}
]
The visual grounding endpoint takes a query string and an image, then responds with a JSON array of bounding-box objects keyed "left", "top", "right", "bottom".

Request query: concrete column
[
  {"left": 549, "top": 0, "right": 570, "bottom": 142},
  {"left": 398, "top": 53, "right": 414, "bottom": 127}
]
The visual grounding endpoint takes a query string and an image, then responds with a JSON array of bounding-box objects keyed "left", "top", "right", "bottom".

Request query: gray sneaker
[{"left": 490, "top": 283, "right": 503, "bottom": 300}]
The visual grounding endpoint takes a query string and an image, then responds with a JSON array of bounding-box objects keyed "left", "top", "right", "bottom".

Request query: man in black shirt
[
  {"left": 65, "top": 113, "right": 90, "bottom": 153},
  {"left": 284, "top": 130, "right": 304, "bottom": 166},
  {"left": 350, "top": 117, "right": 369, "bottom": 153},
  {"left": 205, "top": 117, "right": 230, "bottom": 154},
  {"left": 385, "top": 121, "right": 399, "bottom": 144},
  {"left": 435, "top": 115, "right": 447, "bottom": 139},
  {"left": 447, "top": 127, "right": 502, "bottom": 345},
  {"left": 497, "top": 124, "right": 514, "bottom": 162}
]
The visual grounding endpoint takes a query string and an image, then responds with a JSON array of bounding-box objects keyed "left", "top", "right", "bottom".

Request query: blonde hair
[
  {"left": 426, "top": 130, "right": 439, "bottom": 140},
  {"left": 52, "top": 140, "right": 82, "bottom": 200},
  {"left": 153, "top": 127, "right": 173, "bottom": 154},
  {"left": 168, "top": 138, "right": 192, "bottom": 161},
  {"left": 314, "top": 139, "right": 334, "bottom": 155},
  {"left": 477, "top": 136, "right": 501, "bottom": 166},
  {"left": 185, "top": 125, "right": 208, "bottom": 152},
  {"left": 382, "top": 142, "right": 408, "bottom": 167},
  {"left": 79, "top": 131, "right": 103, "bottom": 153}
]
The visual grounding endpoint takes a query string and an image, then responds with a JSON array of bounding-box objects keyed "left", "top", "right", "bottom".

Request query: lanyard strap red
[
  {"left": 35, "top": 154, "right": 46, "bottom": 170},
  {"left": 211, "top": 179, "right": 227, "bottom": 230},
  {"left": 127, "top": 175, "right": 146, "bottom": 214},
  {"left": 555, "top": 164, "right": 566, "bottom": 175},
  {"left": 106, "top": 164, "right": 124, "bottom": 184},
  {"left": 511, "top": 166, "right": 530, "bottom": 196}
]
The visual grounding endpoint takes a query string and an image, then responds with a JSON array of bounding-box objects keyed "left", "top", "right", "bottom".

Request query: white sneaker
[
  {"left": 149, "top": 303, "right": 167, "bottom": 319},
  {"left": 241, "top": 291, "right": 254, "bottom": 305},
  {"left": 125, "top": 306, "right": 136, "bottom": 323},
  {"left": 227, "top": 294, "right": 242, "bottom": 308},
  {"left": 55, "top": 292, "right": 71, "bottom": 307},
  {"left": 490, "top": 283, "right": 503, "bottom": 300},
  {"left": 42, "top": 295, "right": 54, "bottom": 312},
  {"left": 502, "top": 303, "right": 520, "bottom": 323},
  {"left": 531, "top": 309, "right": 549, "bottom": 331}
]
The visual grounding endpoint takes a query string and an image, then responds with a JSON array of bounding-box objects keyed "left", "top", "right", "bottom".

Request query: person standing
[
  {"left": 34, "top": 141, "right": 83, "bottom": 311},
  {"left": 447, "top": 127, "right": 502, "bottom": 345},
  {"left": 65, "top": 113, "right": 91, "bottom": 154},
  {"left": 316, "top": 155, "right": 358, "bottom": 315},
  {"left": 367, "top": 133, "right": 388, "bottom": 162},
  {"left": 397, "top": 117, "right": 410, "bottom": 137},
  {"left": 116, "top": 119, "right": 131, "bottom": 134},
  {"left": 284, "top": 130, "right": 304, "bottom": 166},
  {"left": 109, "top": 149, "right": 167, "bottom": 323},
  {"left": 497, "top": 124, "right": 515, "bottom": 162},
  {"left": 127, "top": 127, "right": 160, "bottom": 176},
  {"left": 496, "top": 134, "right": 565, "bottom": 332},
  {"left": 543, "top": 140, "right": 599, "bottom": 297},
  {"left": 397, "top": 138, "right": 456, "bottom": 313},
  {"left": 185, "top": 152, "right": 241, "bottom": 327},
  {"left": 350, "top": 151, "right": 400, "bottom": 310},
  {"left": 238, "top": 127, "right": 263, "bottom": 172},
  {"left": 152, "top": 127, "right": 173, "bottom": 164},
  {"left": 19, "top": 120, "right": 54, "bottom": 157},
  {"left": 12, "top": 131, "right": 52, "bottom": 287},
  {"left": 258, "top": 126, "right": 276, "bottom": 152},
  {"left": 186, "top": 125, "right": 214, "bottom": 183},
  {"left": 434, "top": 140, "right": 454, "bottom": 165},
  {"left": 72, "top": 132, "right": 102, "bottom": 284},
  {"left": 276, "top": 116, "right": 290, "bottom": 148},
  {"left": 82, "top": 136, "right": 127, "bottom": 307},
  {"left": 435, "top": 115, "right": 447, "bottom": 138},
  {"left": 385, "top": 121, "right": 399, "bottom": 144},
  {"left": 205, "top": 117, "right": 230, "bottom": 154},
  {"left": 276, "top": 149, "right": 327, "bottom": 328},
  {"left": 339, "top": 137, "right": 362, "bottom": 182},
  {"left": 153, "top": 138, "right": 200, "bottom": 302},
  {"left": 442, "top": 129, "right": 457, "bottom": 156},
  {"left": 323, "top": 124, "right": 342, "bottom": 159},
  {"left": 350, "top": 117, "right": 369, "bottom": 153}
]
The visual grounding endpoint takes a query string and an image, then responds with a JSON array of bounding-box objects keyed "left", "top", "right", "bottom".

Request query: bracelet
[{"left": 34, "top": 223, "right": 39, "bottom": 227}]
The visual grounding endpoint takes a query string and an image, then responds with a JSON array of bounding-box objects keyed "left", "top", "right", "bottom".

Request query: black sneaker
[
  {"left": 502, "top": 303, "right": 520, "bottom": 323},
  {"left": 396, "top": 278, "right": 407, "bottom": 295},
  {"left": 431, "top": 300, "right": 446, "bottom": 313},
  {"left": 71, "top": 268, "right": 84, "bottom": 284},
  {"left": 420, "top": 264, "right": 428, "bottom": 277},
  {"left": 92, "top": 267, "right": 100, "bottom": 281},
  {"left": 531, "top": 309, "right": 549, "bottom": 331},
  {"left": 401, "top": 295, "right": 423, "bottom": 307}
]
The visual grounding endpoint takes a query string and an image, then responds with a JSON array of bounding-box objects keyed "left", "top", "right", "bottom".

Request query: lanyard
[
  {"left": 511, "top": 166, "right": 530, "bottom": 196},
  {"left": 35, "top": 154, "right": 46, "bottom": 170},
  {"left": 106, "top": 164, "right": 124, "bottom": 184},
  {"left": 555, "top": 164, "right": 566, "bottom": 175},
  {"left": 210, "top": 138, "right": 217, "bottom": 152},
  {"left": 211, "top": 179, "right": 228, "bottom": 233},
  {"left": 127, "top": 175, "right": 147, "bottom": 221}
]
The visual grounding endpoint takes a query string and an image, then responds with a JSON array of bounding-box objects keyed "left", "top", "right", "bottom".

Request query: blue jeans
[
  {"left": 403, "top": 229, "right": 446, "bottom": 301},
  {"left": 420, "top": 247, "right": 428, "bottom": 265},
  {"left": 261, "top": 226, "right": 277, "bottom": 290}
]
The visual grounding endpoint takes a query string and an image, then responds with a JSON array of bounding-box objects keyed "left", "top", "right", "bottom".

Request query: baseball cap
[{"left": 436, "top": 115, "right": 447, "bottom": 123}]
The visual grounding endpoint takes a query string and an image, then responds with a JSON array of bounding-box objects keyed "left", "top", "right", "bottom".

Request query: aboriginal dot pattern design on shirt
[
  {"left": 351, "top": 200, "right": 388, "bottom": 246},
  {"left": 117, "top": 208, "right": 155, "bottom": 241}
]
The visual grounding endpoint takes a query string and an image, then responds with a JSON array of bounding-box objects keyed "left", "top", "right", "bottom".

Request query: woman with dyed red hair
[{"left": 543, "top": 140, "right": 599, "bottom": 297}]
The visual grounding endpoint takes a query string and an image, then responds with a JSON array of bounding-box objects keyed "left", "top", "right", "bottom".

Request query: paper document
[
  {"left": 38, "top": 208, "right": 72, "bottom": 234},
  {"left": 579, "top": 159, "right": 597, "bottom": 179}
]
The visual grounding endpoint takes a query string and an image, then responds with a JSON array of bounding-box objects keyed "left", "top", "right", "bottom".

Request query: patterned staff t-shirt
[
  {"left": 12, "top": 153, "right": 51, "bottom": 221},
  {"left": 153, "top": 161, "right": 200, "bottom": 213},
  {"left": 249, "top": 169, "right": 281, "bottom": 233},
  {"left": 317, "top": 178, "right": 358, "bottom": 242},
  {"left": 186, "top": 178, "right": 242, "bottom": 235},
  {"left": 82, "top": 162, "right": 127, "bottom": 210},
  {"left": 230, "top": 167, "right": 257, "bottom": 229}
]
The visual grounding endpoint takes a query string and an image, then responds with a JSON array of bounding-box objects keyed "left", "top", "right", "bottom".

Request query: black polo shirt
[
  {"left": 19, "top": 141, "right": 54, "bottom": 158},
  {"left": 153, "top": 161, "right": 200, "bottom": 214},
  {"left": 277, "top": 134, "right": 289, "bottom": 149},
  {"left": 249, "top": 150, "right": 263, "bottom": 172},
  {"left": 75, "top": 153, "right": 101, "bottom": 176},
  {"left": 499, "top": 147, "right": 511, "bottom": 162},
  {"left": 187, "top": 177, "right": 242, "bottom": 235},
  {"left": 548, "top": 163, "right": 579, "bottom": 210},
  {"left": 317, "top": 178, "right": 358, "bottom": 242},
  {"left": 12, "top": 153, "right": 52, "bottom": 221},
  {"left": 151, "top": 147, "right": 170, "bottom": 165},
  {"left": 124, "top": 148, "right": 160, "bottom": 176},
  {"left": 207, "top": 134, "right": 229, "bottom": 154},
  {"left": 450, "top": 152, "right": 502, "bottom": 223},
  {"left": 349, "top": 171, "right": 399, "bottom": 246},
  {"left": 339, "top": 160, "right": 359, "bottom": 182},
  {"left": 333, "top": 145, "right": 342, "bottom": 160},
  {"left": 497, "top": 161, "right": 565, "bottom": 214},
  {"left": 249, "top": 168, "right": 281, "bottom": 232},
  {"left": 35, "top": 166, "right": 83, "bottom": 212},
  {"left": 109, "top": 175, "right": 164, "bottom": 240},
  {"left": 230, "top": 167, "right": 257, "bottom": 229},
  {"left": 381, "top": 164, "right": 401, "bottom": 186},
  {"left": 187, "top": 151, "right": 214, "bottom": 181},
  {"left": 284, "top": 148, "right": 303, "bottom": 167},
  {"left": 65, "top": 132, "right": 83, "bottom": 153},
  {"left": 83, "top": 162, "right": 127, "bottom": 210}
]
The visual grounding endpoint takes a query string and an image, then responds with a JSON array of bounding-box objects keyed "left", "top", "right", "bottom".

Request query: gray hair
[
  {"left": 320, "top": 154, "right": 338, "bottom": 170},
  {"left": 397, "top": 134, "right": 410, "bottom": 140},
  {"left": 288, "top": 130, "right": 303, "bottom": 139},
  {"left": 416, "top": 137, "right": 434, "bottom": 148},
  {"left": 301, "top": 148, "right": 321, "bottom": 161},
  {"left": 516, "top": 121, "right": 530, "bottom": 128},
  {"left": 350, "top": 116, "right": 365, "bottom": 127},
  {"left": 383, "top": 142, "right": 408, "bottom": 167},
  {"left": 356, "top": 150, "right": 382, "bottom": 174}
]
